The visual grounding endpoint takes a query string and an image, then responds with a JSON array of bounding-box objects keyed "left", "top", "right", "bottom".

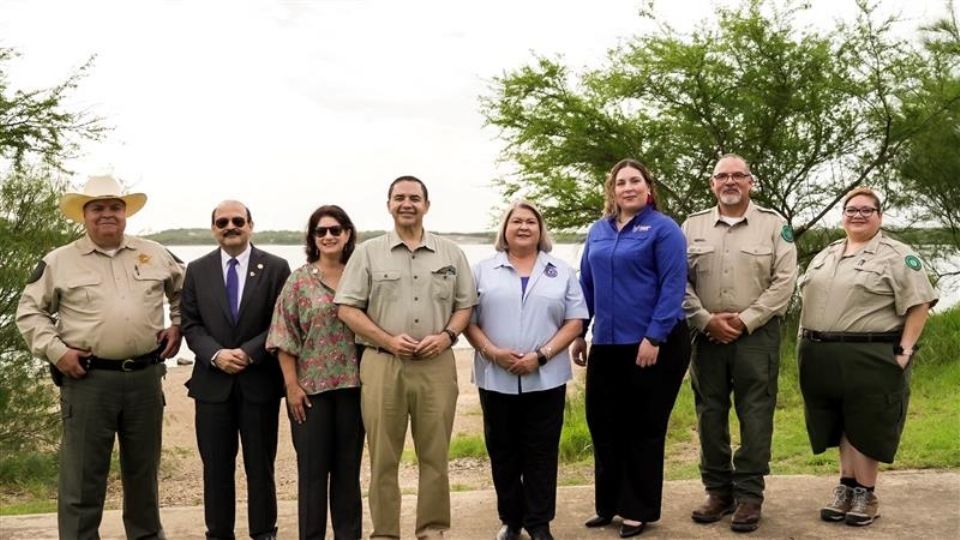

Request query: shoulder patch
[
  {"left": 166, "top": 249, "right": 184, "bottom": 264},
  {"left": 27, "top": 261, "right": 47, "bottom": 284},
  {"left": 905, "top": 254, "right": 923, "bottom": 271},
  {"left": 780, "top": 224, "right": 795, "bottom": 243}
]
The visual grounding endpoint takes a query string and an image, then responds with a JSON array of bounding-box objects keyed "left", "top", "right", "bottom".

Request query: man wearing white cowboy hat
[{"left": 17, "top": 174, "right": 184, "bottom": 539}]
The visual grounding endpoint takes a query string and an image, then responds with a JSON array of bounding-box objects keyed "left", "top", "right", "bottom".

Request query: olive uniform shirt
[
  {"left": 16, "top": 234, "right": 185, "bottom": 362},
  {"left": 334, "top": 229, "right": 477, "bottom": 346},
  {"left": 799, "top": 232, "right": 938, "bottom": 333},
  {"left": 682, "top": 202, "right": 798, "bottom": 333}
]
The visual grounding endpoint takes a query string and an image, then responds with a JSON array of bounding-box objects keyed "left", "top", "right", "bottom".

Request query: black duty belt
[
  {"left": 800, "top": 330, "right": 900, "bottom": 343},
  {"left": 83, "top": 351, "right": 163, "bottom": 372}
]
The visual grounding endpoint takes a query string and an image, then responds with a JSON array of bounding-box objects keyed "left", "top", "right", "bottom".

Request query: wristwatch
[
  {"left": 646, "top": 337, "right": 662, "bottom": 347},
  {"left": 536, "top": 349, "right": 548, "bottom": 366},
  {"left": 443, "top": 328, "right": 458, "bottom": 346},
  {"left": 894, "top": 344, "right": 919, "bottom": 356}
]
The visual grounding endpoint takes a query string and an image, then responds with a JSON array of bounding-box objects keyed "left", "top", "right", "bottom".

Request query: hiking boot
[
  {"left": 730, "top": 501, "right": 762, "bottom": 532},
  {"left": 845, "top": 487, "right": 880, "bottom": 526},
  {"left": 821, "top": 485, "right": 853, "bottom": 522},
  {"left": 691, "top": 493, "right": 736, "bottom": 523}
]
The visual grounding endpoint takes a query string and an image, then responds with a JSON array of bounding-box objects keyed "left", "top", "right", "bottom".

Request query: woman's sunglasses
[{"left": 314, "top": 225, "right": 344, "bottom": 237}]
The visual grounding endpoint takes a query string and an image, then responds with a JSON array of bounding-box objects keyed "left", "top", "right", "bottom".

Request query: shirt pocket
[
  {"left": 133, "top": 267, "right": 167, "bottom": 303},
  {"left": 431, "top": 268, "right": 456, "bottom": 301},
  {"left": 372, "top": 269, "right": 401, "bottom": 302},
  {"left": 63, "top": 273, "right": 103, "bottom": 308},
  {"left": 739, "top": 245, "right": 774, "bottom": 280},
  {"left": 686, "top": 244, "right": 716, "bottom": 276},
  {"left": 853, "top": 263, "right": 890, "bottom": 295}
]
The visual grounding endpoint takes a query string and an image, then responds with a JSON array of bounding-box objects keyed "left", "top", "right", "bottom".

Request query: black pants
[
  {"left": 585, "top": 320, "right": 690, "bottom": 522},
  {"left": 479, "top": 385, "right": 566, "bottom": 534},
  {"left": 291, "top": 387, "right": 364, "bottom": 540},
  {"left": 196, "top": 386, "right": 280, "bottom": 540}
]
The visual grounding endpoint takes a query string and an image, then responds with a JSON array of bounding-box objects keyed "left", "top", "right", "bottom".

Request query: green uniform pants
[
  {"left": 360, "top": 348, "right": 458, "bottom": 539},
  {"left": 58, "top": 363, "right": 166, "bottom": 540},
  {"left": 690, "top": 318, "right": 780, "bottom": 503}
]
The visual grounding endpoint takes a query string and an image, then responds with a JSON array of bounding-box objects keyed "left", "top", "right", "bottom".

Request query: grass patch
[{"left": 449, "top": 433, "right": 487, "bottom": 459}]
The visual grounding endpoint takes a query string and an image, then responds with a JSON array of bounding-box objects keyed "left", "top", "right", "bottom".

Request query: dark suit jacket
[{"left": 182, "top": 245, "right": 291, "bottom": 403}]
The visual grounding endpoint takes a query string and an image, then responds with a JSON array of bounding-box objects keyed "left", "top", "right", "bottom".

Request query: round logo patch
[
  {"left": 780, "top": 224, "right": 795, "bottom": 243},
  {"left": 544, "top": 265, "right": 558, "bottom": 278},
  {"left": 905, "top": 255, "right": 923, "bottom": 271}
]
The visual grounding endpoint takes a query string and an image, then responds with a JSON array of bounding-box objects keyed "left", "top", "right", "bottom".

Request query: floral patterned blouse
[{"left": 266, "top": 263, "right": 359, "bottom": 395}]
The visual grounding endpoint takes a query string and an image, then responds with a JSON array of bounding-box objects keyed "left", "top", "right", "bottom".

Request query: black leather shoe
[
  {"left": 529, "top": 526, "right": 555, "bottom": 540},
  {"left": 496, "top": 524, "right": 521, "bottom": 540},
  {"left": 584, "top": 515, "right": 613, "bottom": 528},
  {"left": 619, "top": 522, "right": 646, "bottom": 538}
]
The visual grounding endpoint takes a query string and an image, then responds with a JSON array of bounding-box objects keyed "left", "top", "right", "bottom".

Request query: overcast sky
[{"left": 1, "top": 0, "right": 949, "bottom": 234}]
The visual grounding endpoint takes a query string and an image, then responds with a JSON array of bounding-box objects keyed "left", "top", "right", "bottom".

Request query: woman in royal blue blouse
[{"left": 570, "top": 158, "right": 690, "bottom": 538}]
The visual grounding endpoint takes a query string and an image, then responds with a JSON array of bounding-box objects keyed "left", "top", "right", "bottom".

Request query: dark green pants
[
  {"left": 59, "top": 364, "right": 166, "bottom": 540},
  {"left": 690, "top": 318, "right": 780, "bottom": 502}
]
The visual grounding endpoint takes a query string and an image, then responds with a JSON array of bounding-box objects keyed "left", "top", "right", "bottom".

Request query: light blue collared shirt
[{"left": 471, "top": 251, "right": 589, "bottom": 394}]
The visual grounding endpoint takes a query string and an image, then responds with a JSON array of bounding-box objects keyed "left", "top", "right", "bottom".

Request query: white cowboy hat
[{"left": 59, "top": 175, "right": 147, "bottom": 223}]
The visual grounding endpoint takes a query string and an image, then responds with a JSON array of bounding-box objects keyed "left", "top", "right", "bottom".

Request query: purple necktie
[{"left": 227, "top": 258, "right": 239, "bottom": 322}]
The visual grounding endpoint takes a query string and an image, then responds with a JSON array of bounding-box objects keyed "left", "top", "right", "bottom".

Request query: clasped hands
[
  {"left": 704, "top": 312, "right": 745, "bottom": 344},
  {"left": 387, "top": 332, "right": 453, "bottom": 360},
  {"left": 484, "top": 346, "right": 540, "bottom": 375},
  {"left": 215, "top": 348, "right": 251, "bottom": 374}
]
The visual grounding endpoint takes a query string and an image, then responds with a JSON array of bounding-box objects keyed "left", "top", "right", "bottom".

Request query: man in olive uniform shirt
[
  {"left": 17, "top": 176, "right": 183, "bottom": 540},
  {"left": 682, "top": 155, "right": 797, "bottom": 532},
  {"left": 336, "top": 176, "right": 477, "bottom": 539}
]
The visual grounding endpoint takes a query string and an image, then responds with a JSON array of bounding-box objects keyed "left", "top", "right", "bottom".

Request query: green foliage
[
  {"left": 481, "top": 0, "right": 957, "bottom": 262},
  {"left": 0, "top": 171, "right": 81, "bottom": 454},
  {"left": 448, "top": 433, "right": 488, "bottom": 459},
  {"left": 0, "top": 48, "right": 105, "bottom": 171}
]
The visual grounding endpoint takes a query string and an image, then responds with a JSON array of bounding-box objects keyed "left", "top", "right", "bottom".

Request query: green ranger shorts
[{"left": 797, "top": 339, "right": 910, "bottom": 463}]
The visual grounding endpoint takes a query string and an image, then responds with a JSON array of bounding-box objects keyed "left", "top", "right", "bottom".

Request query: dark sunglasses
[
  {"left": 214, "top": 217, "right": 247, "bottom": 229},
  {"left": 314, "top": 225, "right": 344, "bottom": 237}
]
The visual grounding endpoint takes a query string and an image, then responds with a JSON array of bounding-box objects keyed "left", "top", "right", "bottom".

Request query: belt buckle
[{"left": 121, "top": 359, "right": 136, "bottom": 372}]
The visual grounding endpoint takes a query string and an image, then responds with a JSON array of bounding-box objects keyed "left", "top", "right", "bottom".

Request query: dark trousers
[
  {"left": 290, "top": 388, "right": 364, "bottom": 540},
  {"left": 586, "top": 320, "right": 690, "bottom": 522},
  {"left": 196, "top": 385, "right": 280, "bottom": 540},
  {"left": 59, "top": 364, "right": 166, "bottom": 540},
  {"left": 690, "top": 318, "right": 780, "bottom": 502},
  {"left": 478, "top": 385, "right": 566, "bottom": 534}
]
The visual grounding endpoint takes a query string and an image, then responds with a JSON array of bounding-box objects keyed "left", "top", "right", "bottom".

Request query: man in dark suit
[{"left": 181, "top": 200, "right": 291, "bottom": 540}]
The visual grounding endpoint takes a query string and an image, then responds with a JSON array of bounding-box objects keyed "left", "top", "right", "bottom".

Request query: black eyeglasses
[
  {"left": 843, "top": 206, "right": 878, "bottom": 217},
  {"left": 314, "top": 225, "right": 344, "bottom": 237},
  {"left": 214, "top": 217, "right": 247, "bottom": 229},
  {"left": 712, "top": 172, "right": 752, "bottom": 182}
]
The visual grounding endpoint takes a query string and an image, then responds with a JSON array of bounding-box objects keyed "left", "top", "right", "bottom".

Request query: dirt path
[{"left": 3, "top": 470, "right": 957, "bottom": 538}]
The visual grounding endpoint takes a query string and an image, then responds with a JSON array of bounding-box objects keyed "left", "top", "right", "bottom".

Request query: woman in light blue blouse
[
  {"left": 570, "top": 158, "right": 690, "bottom": 538},
  {"left": 465, "top": 200, "right": 588, "bottom": 540}
]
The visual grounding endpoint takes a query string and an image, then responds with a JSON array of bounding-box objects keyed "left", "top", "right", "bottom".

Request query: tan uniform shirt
[
  {"left": 682, "top": 202, "right": 798, "bottom": 333},
  {"left": 334, "top": 229, "right": 477, "bottom": 347},
  {"left": 799, "top": 232, "right": 938, "bottom": 333},
  {"left": 16, "top": 234, "right": 185, "bottom": 362}
]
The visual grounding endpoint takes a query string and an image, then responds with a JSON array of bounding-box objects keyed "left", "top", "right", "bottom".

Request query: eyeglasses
[
  {"left": 843, "top": 206, "right": 879, "bottom": 217},
  {"left": 314, "top": 225, "right": 344, "bottom": 237},
  {"left": 214, "top": 217, "right": 247, "bottom": 229},
  {"left": 712, "top": 172, "right": 752, "bottom": 182}
]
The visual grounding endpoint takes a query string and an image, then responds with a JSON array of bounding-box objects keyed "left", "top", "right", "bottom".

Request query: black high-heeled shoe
[
  {"left": 584, "top": 515, "right": 613, "bottom": 528},
  {"left": 619, "top": 522, "right": 646, "bottom": 538}
]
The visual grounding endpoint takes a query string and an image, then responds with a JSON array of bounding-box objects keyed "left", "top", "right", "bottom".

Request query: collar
[
  {"left": 711, "top": 201, "right": 756, "bottom": 225},
  {"left": 493, "top": 250, "right": 554, "bottom": 272},
  {"left": 859, "top": 231, "right": 883, "bottom": 255},
  {"left": 221, "top": 244, "right": 252, "bottom": 267},
  {"left": 76, "top": 233, "right": 135, "bottom": 255},
  {"left": 387, "top": 228, "right": 437, "bottom": 252},
  {"left": 606, "top": 205, "right": 653, "bottom": 229}
]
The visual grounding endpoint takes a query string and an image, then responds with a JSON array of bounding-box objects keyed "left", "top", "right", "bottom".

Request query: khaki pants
[{"left": 360, "top": 348, "right": 458, "bottom": 539}]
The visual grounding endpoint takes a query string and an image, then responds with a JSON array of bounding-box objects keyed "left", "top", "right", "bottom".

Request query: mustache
[{"left": 223, "top": 229, "right": 243, "bottom": 237}]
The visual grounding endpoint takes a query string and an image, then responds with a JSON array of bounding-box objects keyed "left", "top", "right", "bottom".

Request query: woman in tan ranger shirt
[{"left": 797, "top": 187, "right": 938, "bottom": 527}]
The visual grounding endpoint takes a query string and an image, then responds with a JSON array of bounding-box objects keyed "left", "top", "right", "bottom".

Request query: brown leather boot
[
  {"left": 730, "top": 501, "right": 762, "bottom": 532},
  {"left": 691, "top": 493, "right": 736, "bottom": 523}
]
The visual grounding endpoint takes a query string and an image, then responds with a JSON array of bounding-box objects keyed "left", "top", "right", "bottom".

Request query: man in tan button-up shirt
[
  {"left": 16, "top": 175, "right": 183, "bottom": 540},
  {"left": 682, "top": 155, "right": 797, "bottom": 533},
  {"left": 336, "top": 176, "right": 477, "bottom": 539}
]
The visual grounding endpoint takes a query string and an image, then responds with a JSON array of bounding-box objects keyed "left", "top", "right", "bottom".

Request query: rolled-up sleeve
[{"left": 334, "top": 245, "right": 371, "bottom": 309}]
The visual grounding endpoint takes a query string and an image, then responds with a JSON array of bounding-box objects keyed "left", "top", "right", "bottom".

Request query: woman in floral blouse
[{"left": 266, "top": 204, "right": 362, "bottom": 540}]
